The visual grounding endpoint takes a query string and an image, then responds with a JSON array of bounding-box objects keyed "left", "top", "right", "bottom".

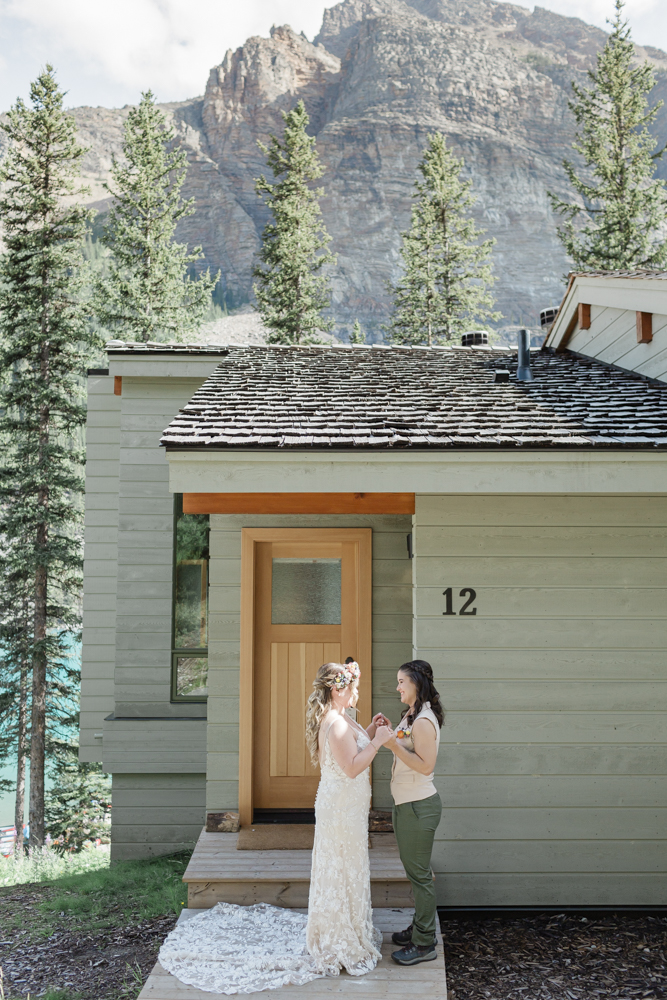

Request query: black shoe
[
  {"left": 391, "top": 942, "right": 437, "bottom": 966},
  {"left": 391, "top": 923, "right": 413, "bottom": 945},
  {"left": 391, "top": 924, "right": 438, "bottom": 947}
]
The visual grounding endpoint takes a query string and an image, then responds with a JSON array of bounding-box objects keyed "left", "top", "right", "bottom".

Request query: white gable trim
[
  {"left": 546, "top": 274, "right": 667, "bottom": 353},
  {"left": 165, "top": 449, "right": 667, "bottom": 495},
  {"left": 108, "top": 356, "right": 226, "bottom": 378}
]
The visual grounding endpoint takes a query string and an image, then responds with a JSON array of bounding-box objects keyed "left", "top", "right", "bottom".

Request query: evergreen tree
[
  {"left": 253, "top": 101, "right": 336, "bottom": 344},
  {"left": 96, "top": 91, "right": 216, "bottom": 342},
  {"left": 387, "top": 133, "right": 499, "bottom": 346},
  {"left": 45, "top": 749, "right": 111, "bottom": 851},
  {"left": 549, "top": 0, "right": 667, "bottom": 270},
  {"left": 0, "top": 66, "right": 96, "bottom": 848},
  {"left": 349, "top": 319, "right": 366, "bottom": 344}
]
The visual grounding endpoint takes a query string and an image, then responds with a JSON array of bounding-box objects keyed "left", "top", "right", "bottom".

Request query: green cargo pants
[{"left": 392, "top": 793, "right": 442, "bottom": 946}]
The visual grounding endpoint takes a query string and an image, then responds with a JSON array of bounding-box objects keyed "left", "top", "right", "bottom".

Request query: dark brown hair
[{"left": 399, "top": 659, "right": 444, "bottom": 728}]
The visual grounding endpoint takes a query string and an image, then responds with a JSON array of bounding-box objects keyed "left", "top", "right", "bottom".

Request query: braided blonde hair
[{"left": 305, "top": 662, "right": 359, "bottom": 766}]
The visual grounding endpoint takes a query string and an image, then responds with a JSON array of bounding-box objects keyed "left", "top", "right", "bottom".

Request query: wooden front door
[{"left": 240, "top": 528, "right": 372, "bottom": 821}]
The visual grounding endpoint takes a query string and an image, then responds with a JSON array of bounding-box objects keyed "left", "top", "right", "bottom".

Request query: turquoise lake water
[{"left": 1, "top": 642, "right": 80, "bottom": 830}]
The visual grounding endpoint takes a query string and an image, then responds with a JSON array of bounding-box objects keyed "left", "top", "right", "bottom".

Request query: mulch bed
[
  {"left": 441, "top": 912, "right": 667, "bottom": 1000},
  {"left": 2, "top": 891, "right": 666, "bottom": 999},
  {"left": 0, "top": 885, "right": 178, "bottom": 999}
]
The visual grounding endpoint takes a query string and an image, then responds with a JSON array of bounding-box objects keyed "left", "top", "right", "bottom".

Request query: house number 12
[{"left": 443, "top": 588, "right": 477, "bottom": 615}]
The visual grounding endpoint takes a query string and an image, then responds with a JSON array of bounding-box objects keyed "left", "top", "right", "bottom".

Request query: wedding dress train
[{"left": 158, "top": 722, "right": 381, "bottom": 994}]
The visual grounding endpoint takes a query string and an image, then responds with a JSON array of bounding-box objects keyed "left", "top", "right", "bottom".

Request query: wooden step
[
  {"left": 138, "top": 907, "right": 447, "bottom": 999},
  {"left": 183, "top": 829, "right": 413, "bottom": 908}
]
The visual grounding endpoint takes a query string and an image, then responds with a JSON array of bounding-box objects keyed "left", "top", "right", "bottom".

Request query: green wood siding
[
  {"left": 111, "top": 378, "right": 207, "bottom": 721},
  {"left": 79, "top": 375, "right": 121, "bottom": 762},
  {"left": 413, "top": 493, "right": 667, "bottom": 906},
  {"left": 111, "top": 773, "right": 205, "bottom": 860}
]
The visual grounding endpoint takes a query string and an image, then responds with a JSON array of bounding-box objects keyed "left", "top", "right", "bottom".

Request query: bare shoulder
[
  {"left": 328, "top": 714, "right": 354, "bottom": 745},
  {"left": 329, "top": 714, "right": 350, "bottom": 737}
]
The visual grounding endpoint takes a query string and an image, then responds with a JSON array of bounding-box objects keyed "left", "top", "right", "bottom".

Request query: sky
[{"left": 0, "top": 0, "right": 666, "bottom": 113}]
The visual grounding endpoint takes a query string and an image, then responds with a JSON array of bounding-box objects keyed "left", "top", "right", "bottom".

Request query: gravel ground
[
  {"left": 441, "top": 912, "right": 667, "bottom": 1000},
  {"left": 0, "top": 883, "right": 178, "bottom": 999},
  {"left": 2, "top": 892, "right": 664, "bottom": 999}
]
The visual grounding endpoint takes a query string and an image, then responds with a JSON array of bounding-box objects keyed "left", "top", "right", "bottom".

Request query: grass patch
[
  {"left": 41, "top": 991, "right": 85, "bottom": 1000},
  {"left": 0, "top": 972, "right": 86, "bottom": 1000},
  {"left": 0, "top": 844, "right": 111, "bottom": 887},
  {"left": 1, "top": 850, "right": 191, "bottom": 941}
]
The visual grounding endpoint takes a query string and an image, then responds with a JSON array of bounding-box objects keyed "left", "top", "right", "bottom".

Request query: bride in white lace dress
[
  {"left": 158, "top": 660, "right": 393, "bottom": 995},
  {"left": 305, "top": 659, "right": 393, "bottom": 974}
]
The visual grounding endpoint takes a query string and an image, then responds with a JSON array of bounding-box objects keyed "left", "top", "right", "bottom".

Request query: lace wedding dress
[
  {"left": 158, "top": 719, "right": 381, "bottom": 994},
  {"left": 306, "top": 718, "right": 382, "bottom": 974}
]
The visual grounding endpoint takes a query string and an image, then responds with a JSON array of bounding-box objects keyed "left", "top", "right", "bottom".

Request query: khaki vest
[{"left": 390, "top": 703, "right": 440, "bottom": 806}]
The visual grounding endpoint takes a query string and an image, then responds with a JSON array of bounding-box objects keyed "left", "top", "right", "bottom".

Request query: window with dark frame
[{"left": 171, "top": 494, "right": 209, "bottom": 701}]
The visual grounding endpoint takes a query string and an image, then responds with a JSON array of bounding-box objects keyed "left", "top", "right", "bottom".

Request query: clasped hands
[{"left": 371, "top": 712, "right": 395, "bottom": 749}]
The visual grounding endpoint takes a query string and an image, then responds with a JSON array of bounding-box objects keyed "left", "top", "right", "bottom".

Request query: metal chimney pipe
[{"left": 516, "top": 328, "right": 534, "bottom": 382}]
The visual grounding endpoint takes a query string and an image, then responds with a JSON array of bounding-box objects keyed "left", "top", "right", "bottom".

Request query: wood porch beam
[{"left": 183, "top": 492, "right": 416, "bottom": 515}]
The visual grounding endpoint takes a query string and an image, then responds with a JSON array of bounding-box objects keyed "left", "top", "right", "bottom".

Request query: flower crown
[{"left": 330, "top": 661, "right": 360, "bottom": 691}]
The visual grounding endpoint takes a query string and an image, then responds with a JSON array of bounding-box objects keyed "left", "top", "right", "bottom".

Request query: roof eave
[
  {"left": 161, "top": 442, "right": 667, "bottom": 452},
  {"left": 545, "top": 272, "right": 667, "bottom": 351}
]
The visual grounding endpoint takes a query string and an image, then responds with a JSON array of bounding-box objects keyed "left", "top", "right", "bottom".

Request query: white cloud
[
  {"left": 0, "top": 1, "right": 340, "bottom": 109},
  {"left": 0, "top": 0, "right": 665, "bottom": 112}
]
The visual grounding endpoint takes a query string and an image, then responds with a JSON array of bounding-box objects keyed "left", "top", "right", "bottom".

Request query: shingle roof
[
  {"left": 106, "top": 339, "right": 230, "bottom": 354},
  {"left": 155, "top": 344, "right": 667, "bottom": 450},
  {"left": 567, "top": 270, "right": 667, "bottom": 280}
]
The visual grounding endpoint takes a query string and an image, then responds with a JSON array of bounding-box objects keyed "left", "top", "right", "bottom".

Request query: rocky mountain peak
[
  {"left": 205, "top": 25, "right": 340, "bottom": 130},
  {"left": 15, "top": 0, "right": 666, "bottom": 336}
]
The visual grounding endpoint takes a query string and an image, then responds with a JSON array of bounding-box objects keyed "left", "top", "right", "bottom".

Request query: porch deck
[
  {"left": 183, "top": 830, "right": 413, "bottom": 909},
  {"left": 138, "top": 908, "right": 447, "bottom": 999}
]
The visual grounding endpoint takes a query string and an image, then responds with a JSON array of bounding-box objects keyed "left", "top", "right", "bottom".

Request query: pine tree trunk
[
  {"left": 30, "top": 370, "right": 50, "bottom": 849},
  {"left": 14, "top": 656, "right": 28, "bottom": 850},
  {"left": 30, "top": 549, "right": 47, "bottom": 849}
]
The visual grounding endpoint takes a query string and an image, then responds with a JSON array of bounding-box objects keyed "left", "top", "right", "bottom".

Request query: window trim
[{"left": 171, "top": 650, "right": 209, "bottom": 703}]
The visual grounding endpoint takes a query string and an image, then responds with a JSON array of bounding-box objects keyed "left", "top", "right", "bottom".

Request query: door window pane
[{"left": 271, "top": 558, "right": 341, "bottom": 624}]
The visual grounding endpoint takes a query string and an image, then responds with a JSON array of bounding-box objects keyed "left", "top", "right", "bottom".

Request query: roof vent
[
  {"left": 540, "top": 307, "right": 558, "bottom": 329},
  {"left": 461, "top": 330, "right": 488, "bottom": 347},
  {"left": 516, "top": 328, "right": 534, "bottom": 382},
  {"left": 494, "top": 369, "right": 510, "bottom": 383}
]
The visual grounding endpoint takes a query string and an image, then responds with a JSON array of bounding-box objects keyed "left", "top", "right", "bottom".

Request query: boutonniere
[{"left": 396, "top": 726, "right": 412, "bottom": 740}]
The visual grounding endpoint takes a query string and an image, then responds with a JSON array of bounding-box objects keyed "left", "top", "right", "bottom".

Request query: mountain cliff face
[{"left": 67, "top": 0, "right": 667, "bottom": 332}]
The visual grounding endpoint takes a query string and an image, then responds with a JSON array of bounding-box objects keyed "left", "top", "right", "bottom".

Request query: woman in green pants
[{"left": 386, "top": 660, "right": 444, "bottom": 966}]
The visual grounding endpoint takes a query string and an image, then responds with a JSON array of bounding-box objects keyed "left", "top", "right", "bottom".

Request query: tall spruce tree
[
  {"left": 549, "top": 0, "right": 667, "bottom": 270},
  {"left": 253, "top": 101, "right": 336, "bottom": 344},
  {"left": 45, "top": 749, "right": 112, "bottom": 851},
  {"left": 387, "top": 133, "right": 499, "bottom": 345},
  {"left": 0, "top": 66, "right": 97, "bottom": 848},
  {"left": 96, "top": 91, "right": 216, "bottom": 342}
]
